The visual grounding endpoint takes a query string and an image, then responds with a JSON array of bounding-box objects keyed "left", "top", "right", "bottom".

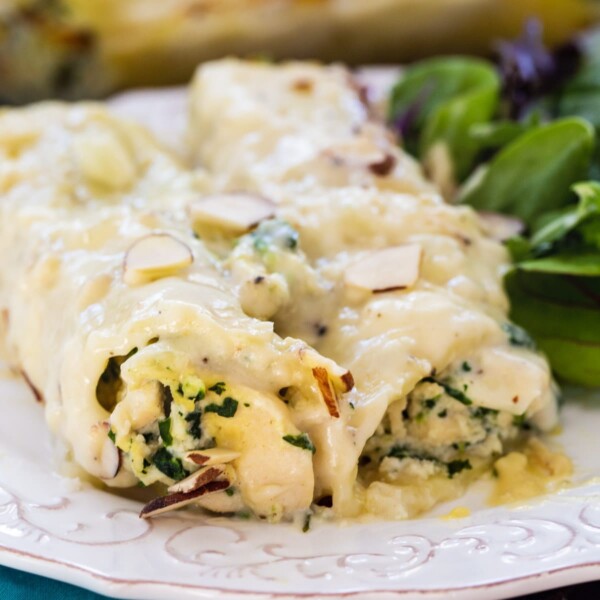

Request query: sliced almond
[
  {"left": 312, "top": 366, "right": 340, "bottom": 418},
  {"left": 20, "top": 369, "right": 43, "bottom": 403},
  {"left": 139, "top": 480, "right": 230, "bottom": 519},
  {"left": 73, "top": 128, "right": 136, "bottom": 191},
  {"left": 324, "top": 138, "right": 387, "bottom": 168},
  {"left": 368, "top": 153, "right": 396, "bottom": 177},
  {"left": 123, "top": 234, "right": 193, "bottom": 286},
  {"left": 100, "top": 437, "right": 122, "bottom": 480},
  {"left": 167, "top": 465, "right": 226, "bottom": 494},
  {"left": 94, "top": 422, "right": 122, "bottom": 480},
  {"left": 340, "top": 371, "right": 355, "bottom": 393},
  {"left": 297, "top": 346, "right": 354, "bottom": 395},
  {"left": 344, "top": 245, "right": 422, "bottom": 293},
  {"left": 478, "top": 211, "right": 525, "bottom": 242},
  {"left": 185, "top": 448, "right": 240, "bottom": 467},
  {"left": 189, "top": 193, "right": 275, "bottom": 232}
]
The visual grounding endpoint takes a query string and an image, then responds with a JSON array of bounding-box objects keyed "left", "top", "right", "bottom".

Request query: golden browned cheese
[{"left": 0, "top": 0, "right": 597, "bottom": 102}]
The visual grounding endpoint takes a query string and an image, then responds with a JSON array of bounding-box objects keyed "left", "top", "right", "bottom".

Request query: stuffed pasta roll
[
  {"left": 187, "top": 60, "right": 564, "bottom": 518},
  {"left": 0, "top": 104, "right": 353, "bottom": 520}
]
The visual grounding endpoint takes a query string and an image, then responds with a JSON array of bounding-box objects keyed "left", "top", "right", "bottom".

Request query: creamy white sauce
[
  {"left": 0, "top": 60, "right": 560, "bottom": 522},
  {"left": 188, "top": 60, "right": 559, "bottom": 517}
]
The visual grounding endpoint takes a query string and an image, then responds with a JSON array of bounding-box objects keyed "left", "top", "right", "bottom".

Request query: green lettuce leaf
[
  {"left": 389, "top": 57, "right": 499, "bottom": 181},
  {"left": 505, "top": 270, "right": 600, "bottom": 387},
  {"left": 459, "top": 118, "right": 595, "bottom": 226}
]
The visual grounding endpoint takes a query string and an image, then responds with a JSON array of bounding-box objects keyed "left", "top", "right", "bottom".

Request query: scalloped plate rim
[{"left": 2, "top": 371, "right": 600, "bottom": 599}]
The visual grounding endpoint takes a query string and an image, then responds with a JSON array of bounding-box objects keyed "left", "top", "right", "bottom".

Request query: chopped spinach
[
  {"left": 302, "top": 513, "right": 312, "bottom": 533},
  {"left": 142, "top": 431, "right": 155, "bottom": 444},
  {"left": 152, "top": 447, "right": 187, "bottom": 481},
  {"left": 513, "top": 413, "right": 528, "bottom": 428},
  {"left": 251, "top": 220, "right": 299, "bottom": 254},
  {"left": 423, "top": 397, "right": 439, "bottom": 410},
  {"left": 422, "top": 377, "right": 473, "bottom": 405},
  {"left": 447, "top": 459, "right": 472, "bottom": 478},
  {"left": 178, "top": 376, "right": 205, "bottom": 401},
  {"left": 386, "top": 446, "right": 439, "bottom": 463},
  {"left": 282, "top": 433, "right": 316, "bottom": 454},
  {"left": 185, "top": 409, "right": 202, "bottom": 439},
  {"left": 470, "top": 406, "right": 498, "bottom": 419},
  {"left": 502, "top": 322, "right": 536, "bottom": 349},
  {"left": 160, "top": 383, "right": 173, "bottom": 418},
  {"left": 208, "top": 381, "right": 226, "bottom": 395},
  {"left": 204, "top": 397, "right": 239, "bottom": 418},
  {"left": 158, "top": 418, "right": 173, "bottom": 446}
]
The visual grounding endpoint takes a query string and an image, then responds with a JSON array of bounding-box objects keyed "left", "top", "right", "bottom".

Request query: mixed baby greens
[{"left": 389, "top": 21, "right": 600, "bottom": 387}]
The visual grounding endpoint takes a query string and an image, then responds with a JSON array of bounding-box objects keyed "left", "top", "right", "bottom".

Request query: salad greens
[
  {"left": 388, "top": 22, "right": 600, "bottom": 387},
  {"left": 459, "top": 118, "right": 594, "bottom": 225},
  {"left": 390, "top": 57, "right": 499, "bottom": 180}
]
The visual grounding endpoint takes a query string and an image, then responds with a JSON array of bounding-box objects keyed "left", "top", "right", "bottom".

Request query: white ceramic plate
[{"left": 1, "top": 365, "right": 600, "bottom": 600}]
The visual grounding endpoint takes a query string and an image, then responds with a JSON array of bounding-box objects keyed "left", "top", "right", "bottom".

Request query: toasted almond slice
[
  {"left": 312, "top": 366, "right": 340, "bottom": 418},
  {"left": 123, "top": 234, "right": 193, "bottom": 285},
  {"left": 189, "top": 193, "right": 275, "bottom": 232},
  {"left": 368, "top": 153, "right": 396, "bottom": 177},
  {"left": 344, "top": 245, "right": 422, "bottom": 293},
  {"left": 478, "top": 211, "right": 525, "bottom": 242},
  {"left": 168, "top": 465, "right": 226, "bottom": 494},
  {"left": 20, "top": 368, "right": 43, "bottom": 403},
  {"left": 340, "top": 371, "right": 355, "bottom": 393},
  {"left": 185, "top": 448, "right": 240, "bottom": 467},
  {"left": 325, "top": 138, "right": 387, "bottom": 167},
  {"left": 297, "top": 345, "right": 354, "bottom": 395},
  {"left": 139, "top": 480, "right": 230, "bottom": 519}
]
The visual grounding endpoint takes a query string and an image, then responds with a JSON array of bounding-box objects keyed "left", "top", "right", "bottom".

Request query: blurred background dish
[{"left": 0, "top": 0, "right": 597, "bottom": 103}]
